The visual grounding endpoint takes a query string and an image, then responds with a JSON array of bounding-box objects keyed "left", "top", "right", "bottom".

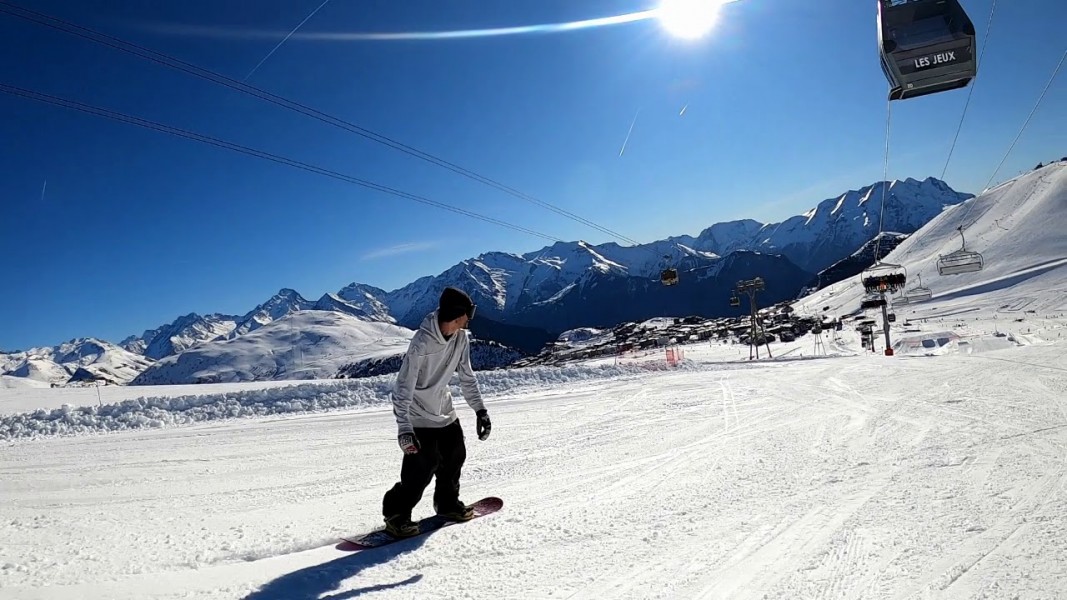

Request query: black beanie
[{"left": 439, "top": 287, "right": 475, "bottom": 321}]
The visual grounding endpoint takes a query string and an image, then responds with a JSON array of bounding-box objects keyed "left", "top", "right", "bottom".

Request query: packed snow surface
[{"left": 1, "top": 327, "right": 1065, "bottom": 599}]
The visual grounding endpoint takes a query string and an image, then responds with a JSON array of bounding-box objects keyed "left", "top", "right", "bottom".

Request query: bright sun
[{"left": 657, "top": 0, "right": 723, "bottom": 40}]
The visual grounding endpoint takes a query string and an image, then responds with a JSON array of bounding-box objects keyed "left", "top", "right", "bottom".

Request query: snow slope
[
  {"left": 130, "top": 311, "right": 414, "bottom": 385},
  {"left": 794, "top": 162, "right": 1067, "bottom": 332},
  {"left": 0, "top": 374, "right": 50, "bottom": 391},
  {"left": 1, "top": 337, "right": 1065, "bottom": 598}
]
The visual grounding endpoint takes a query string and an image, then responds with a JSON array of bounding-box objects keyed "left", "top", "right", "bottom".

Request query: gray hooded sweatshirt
[{"left": 392, "top": 310, "right": 485, "bottom": 434}]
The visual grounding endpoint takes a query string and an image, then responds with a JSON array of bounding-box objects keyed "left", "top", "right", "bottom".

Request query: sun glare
[{"left": 657, "top": 0, "right": 723, "bottom": 40}]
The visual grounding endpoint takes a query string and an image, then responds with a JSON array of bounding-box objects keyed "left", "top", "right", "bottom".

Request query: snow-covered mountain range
[
  {"left": 131, "top": 311, "right": 414, "bottom": 385},
  {"left": 366, "top": 177, "right": 970, "bottom": 330},
  {"left": 0, "top": 338, "right": 153, "bottom": 386},
  {"left": 122, "top": 312, "right": 239, "bottom": 359},
  {"left": 1, "top": 176, "right": 971, "bottom": 386}
]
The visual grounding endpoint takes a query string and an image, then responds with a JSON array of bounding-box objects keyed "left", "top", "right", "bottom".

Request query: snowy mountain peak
[
  {"left": 313, "top": 293, "right": 377, "bottom": 320},
  {"left": 693, "top": 219, "right": 765, "bottom": 255},
  {"left": 228, "top": 289, "right": 314, "bottom": 338},
  {"left": 336, "top": 283, "right": 395, "bottom": 323},
  {"left": 133, "top": 312, "right": 239, "bottom": 360},
  {"left": 525, "top": 240, "right": 628, "bottom": 277},
  {"left": 337, "top": 282, "right": 387, "bottom": 301},
  {"left": 258, "top": 288, "right": 307, "bottom": 313}
]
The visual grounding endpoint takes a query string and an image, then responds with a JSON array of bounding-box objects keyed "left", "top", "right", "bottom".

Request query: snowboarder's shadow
[{"left": 243, "top": 534, "right": 430, "bottom": 600}]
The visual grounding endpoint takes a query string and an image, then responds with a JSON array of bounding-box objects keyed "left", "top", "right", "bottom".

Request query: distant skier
[{"left": 382, "top": 286, "right": 492, "bottom": 537}]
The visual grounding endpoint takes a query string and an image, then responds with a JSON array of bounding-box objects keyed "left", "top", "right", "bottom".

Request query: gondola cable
[
  {"left": 941, "top": 0, "right": 999, "bottom": 181},
  {"left": 0, "top": 83, "right": 568, "bottom": 245},
  {"left": 873, "top": 96, "right": 893, "bottom": 263},
  {"left": 951, "top": 48, "right": 1066, "bottom": 233},
  {"left": 0, "top": 1, "right": 660, "bottom": 258}
]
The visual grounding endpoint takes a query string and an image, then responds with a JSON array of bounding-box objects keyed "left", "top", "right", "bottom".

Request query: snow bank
[{"left": 0, "top": 361, "right": 700, "bottom": 441}]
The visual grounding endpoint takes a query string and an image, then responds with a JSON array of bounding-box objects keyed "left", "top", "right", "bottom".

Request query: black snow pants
[{"left": 382, "top": 419, "right": 467, "bottom": 520}]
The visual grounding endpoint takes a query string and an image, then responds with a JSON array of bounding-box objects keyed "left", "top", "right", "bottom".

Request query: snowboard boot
[
  {"left": 435, "top": 501, "right": 474, "bottom": 522},
  {"left": 384, "top": 515, "right": 419, "bottom": 538}
]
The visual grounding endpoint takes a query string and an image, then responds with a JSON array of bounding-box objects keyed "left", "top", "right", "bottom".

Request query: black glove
[
  {"left": 476, "top": 409, "right": 491, "bottom": 441},
  {"left": 398, "top": 432, "right": 420, "bottom": 455}
]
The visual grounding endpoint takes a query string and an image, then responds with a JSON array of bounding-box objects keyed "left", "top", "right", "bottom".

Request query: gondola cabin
[
  {"left": 878, "top": 0, "right": 977, "bottom": 101},
  {"left": 660, "top": 268, "right": 679, "bottom": 286}
]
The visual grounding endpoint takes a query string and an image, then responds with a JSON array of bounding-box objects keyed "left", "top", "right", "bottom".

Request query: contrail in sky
[
  {"left": 619, "top": 109, "right": 641, "bottom": 157},
  {"left": 244, "top": 0, "right": 333, "bottom": 80},
  {"left": 40, "top": 180, "right": 47, "bottom": 202}
]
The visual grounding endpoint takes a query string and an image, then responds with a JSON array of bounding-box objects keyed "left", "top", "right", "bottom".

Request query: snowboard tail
[{"left": 338, "top": 496, "right": 502, "bottom": 552}]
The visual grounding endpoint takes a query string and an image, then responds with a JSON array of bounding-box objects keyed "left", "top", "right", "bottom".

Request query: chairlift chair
[
  {"left": 937, "top": 226, "right": 984, "bottom": 276},
  {"left": 905, "top": 272, "right": 933, "bottom": 302},
  {"left": 862, "top": 261, "right": 908, "bottom": 294},
  {"left": 888, "top": 313, "right": 897, "bottom": 323},
  {"left": 938, "top": 250, "right": 984, "bottom": 275},
  {"left": 729, "top": 294, "right": 741, "bottom": 307},
  {"left": 877, "top": 0, "right": 977, "bottom": 101},
  {"left": 861, "top": 294, "right": 888, "bottom": 310}
]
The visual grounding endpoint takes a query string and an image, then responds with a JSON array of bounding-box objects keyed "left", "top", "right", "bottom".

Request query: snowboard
[{"left": 337, "top": 496, "right": 503, "bottom": 552}]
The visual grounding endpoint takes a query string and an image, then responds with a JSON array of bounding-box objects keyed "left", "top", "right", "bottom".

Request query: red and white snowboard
[{"left": 338, "top": 497, "right": 503, "bottom": 552}]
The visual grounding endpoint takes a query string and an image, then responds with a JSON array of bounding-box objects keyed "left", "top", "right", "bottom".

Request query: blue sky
[{"left": 1, "top": 0, "right": 1064, "bottom": 350}]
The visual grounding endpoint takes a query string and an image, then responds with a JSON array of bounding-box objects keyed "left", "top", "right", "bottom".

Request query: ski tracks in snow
[{"left": 5, "top": 345, "right": 1067, "bottom": 599}]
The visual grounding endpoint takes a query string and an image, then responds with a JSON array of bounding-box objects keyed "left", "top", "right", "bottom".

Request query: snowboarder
[{"left": 382, "top": 286, "right": 492, "bottom": 538}]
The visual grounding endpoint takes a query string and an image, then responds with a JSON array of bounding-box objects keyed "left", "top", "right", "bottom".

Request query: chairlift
[
  {"left": 729, "top": 294, "right": 741, "bottom": 307},
  {"left": 861, "top": 294, "right": 888, "bottom": 310},
  {"left": 905, "top": 272, "right": 933, "bottom": 302},
  {"left": 862, "top": 261, "right": 908, "bottom": 294},
  {"left": 888, "top": 313, "right": 897, "bottom": 323},
  {"left": 877, "top": 0, "right": 977, "bottom": 101},
  {"left": 937, "top": 227, "right": 984, "bottom": 275}
]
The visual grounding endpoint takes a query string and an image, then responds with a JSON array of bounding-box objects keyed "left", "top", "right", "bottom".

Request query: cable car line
[
  {"left": 0, "top": 83, "right": 567, "bottom": 245},
  {"left": 950, "top": 47, "right": 1065, "bottom": 235},
  {"left": 874, "top": 96, "right": 893, "bottom": 263},
  {"left": 0, "top": 1, "right": 650, "bottom": 252},
  {"left": 940, "top": 0, "right": 999, "bottom": 180},
  {"left": 981, "top": 49, "right": 1066, "bottom": 193},
  {"left": 936, "top": 48, "right": 1065, "bottom": 276}
]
